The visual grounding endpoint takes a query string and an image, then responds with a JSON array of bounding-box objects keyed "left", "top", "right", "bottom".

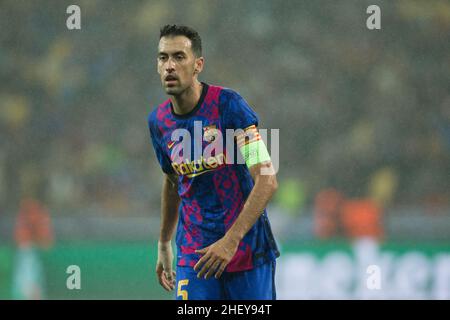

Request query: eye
[
  {"left": 158, "top": 55, "right": 167, "bottom": 61},
  {"left": 176, "top": 54, "right": 184, "bottom": 61}
]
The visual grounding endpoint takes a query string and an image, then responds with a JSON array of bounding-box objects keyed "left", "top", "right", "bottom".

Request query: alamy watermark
[
  {"left": 366, "top": 5, "right": 381, "bottom": 30},
  {"left": 366, "top": 264, "right": 382, "bottom": 290},
  {"left": 66, "top": 265, "right": 81, "bottom": 290},
  {"left": 168, "top": 121, "right": 279, "bottom": 176},
  {"left": 66, "top": 5, "right": 81, "bottom": 30}
]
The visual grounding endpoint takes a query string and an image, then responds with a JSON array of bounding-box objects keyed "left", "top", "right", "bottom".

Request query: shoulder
[
  {"left": 219, "top": 87, "right": 245, "bottom": 103},
  {"left": 218, "top": 87, "right": 255, "bottom": 114},
  {"left": 147, "top": 99, "right": 171, "bottom": 128},
  {"left": 218, "top": 87, "right": 252, "bottom": 114},
  {"left": 218, "top": 87, "right": 258, "bottom": 128}
]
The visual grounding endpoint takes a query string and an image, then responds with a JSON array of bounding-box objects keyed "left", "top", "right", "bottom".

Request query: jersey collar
[{"left": 170, "top": 82, "right": 209, "bottom": 119}]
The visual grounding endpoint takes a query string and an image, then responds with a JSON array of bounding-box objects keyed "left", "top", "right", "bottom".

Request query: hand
[
  {"left": 156, "top": 241, "right": 176, "bottom": 291},
  {"left": 194, "top": 236, "right": 240, "bottom": 279}
]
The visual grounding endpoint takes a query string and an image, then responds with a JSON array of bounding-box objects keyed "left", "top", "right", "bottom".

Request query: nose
[{"left": 165, "top": 57, "right": 176, "bottom": 73}]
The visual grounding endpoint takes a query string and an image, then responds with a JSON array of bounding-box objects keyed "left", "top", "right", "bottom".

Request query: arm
[
  {"left": 156, "top": 173, "right": 180, "bottom": 291},
  {"left": 194, "top": 161, "right": 278, "bottom": 279},
  {"left": 225, "top": 162, "right": 277, "bottom": 244}
]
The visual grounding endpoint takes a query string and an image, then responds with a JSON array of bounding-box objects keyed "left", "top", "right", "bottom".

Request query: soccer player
[{"left": 148, "top": 24, "right": 280, "bottom": 300}]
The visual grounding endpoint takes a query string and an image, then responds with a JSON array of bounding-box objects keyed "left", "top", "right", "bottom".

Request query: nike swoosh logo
[{"left": 168, "top": 141, "right": 175, "bottom": 149}]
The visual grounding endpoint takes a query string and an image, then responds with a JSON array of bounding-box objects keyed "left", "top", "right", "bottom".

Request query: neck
[{"left": 171, "top": 80, "right": 203, "bottom": 115}]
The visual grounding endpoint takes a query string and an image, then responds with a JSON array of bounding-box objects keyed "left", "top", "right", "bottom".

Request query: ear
[
  {"left": 157, "top": 61, "right": 162, "bottom": 75},
  {"left": 194, "top": 57, "right": 204, "bottom": 75}
]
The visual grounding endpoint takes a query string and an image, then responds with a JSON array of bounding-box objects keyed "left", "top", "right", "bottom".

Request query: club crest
[{"left": 203, "top": 124, "right": 219, "bottom": 143}]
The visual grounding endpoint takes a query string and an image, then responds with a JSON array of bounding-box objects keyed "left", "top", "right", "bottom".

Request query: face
[{"left": 157, "top": 35, "right": 203, "bottom": 96}]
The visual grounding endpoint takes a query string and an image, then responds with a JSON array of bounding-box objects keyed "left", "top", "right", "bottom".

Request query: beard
[
  {"left": 163, "top": 80, "right": 189, "bottom": 96},
  {"left": 164, "top": 85, "right": 183, "bottom": 95}
]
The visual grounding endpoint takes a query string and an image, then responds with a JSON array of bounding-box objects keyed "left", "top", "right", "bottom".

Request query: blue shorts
[{"left": 175, "top": 260, "right": 276, "bottom": 300}]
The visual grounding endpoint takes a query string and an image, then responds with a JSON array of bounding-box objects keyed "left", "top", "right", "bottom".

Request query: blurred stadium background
[{"left": 0, "top": 0, "right": 449, "bottom": 299}]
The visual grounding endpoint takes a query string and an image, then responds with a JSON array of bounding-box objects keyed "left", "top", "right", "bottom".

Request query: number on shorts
[{"left": 177, "top": 279, "right": 189, "bottom": 300}]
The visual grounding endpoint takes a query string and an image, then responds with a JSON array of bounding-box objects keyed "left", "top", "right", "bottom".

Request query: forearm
[
  {"left": 159, "top": 174, "right": 180, "bottom": 243},
  {"left": 225, "top": 171, "right": 277, "bottom": 244}
]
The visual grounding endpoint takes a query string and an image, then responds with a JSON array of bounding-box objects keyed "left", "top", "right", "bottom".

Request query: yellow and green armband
[{"left": 237, "top": 125, "right": 271, "bottom": 167}]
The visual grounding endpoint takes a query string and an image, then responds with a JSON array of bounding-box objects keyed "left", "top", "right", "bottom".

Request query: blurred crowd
[{"left": 0, "top": 0, "right": 449, "bottom": 223}]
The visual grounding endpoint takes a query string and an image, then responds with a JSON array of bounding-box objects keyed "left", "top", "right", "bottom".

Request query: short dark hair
[{"left": 159, "top": 24, "right": 202, "bottom": 57}]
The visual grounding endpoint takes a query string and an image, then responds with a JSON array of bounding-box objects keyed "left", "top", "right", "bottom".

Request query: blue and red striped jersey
[{"left": 148, "top": 83, "right": 279, "bottom": 272}]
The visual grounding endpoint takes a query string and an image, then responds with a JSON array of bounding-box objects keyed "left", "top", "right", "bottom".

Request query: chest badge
[{"left": 203, "top": 124, "right": 219, "bottom": 143}]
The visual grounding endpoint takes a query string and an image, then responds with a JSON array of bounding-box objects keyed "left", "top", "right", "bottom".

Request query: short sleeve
[
  {"left": 221, "top": 89, "right": 259, "bottom": 130},
  {"left": 148, "top": 112, "right": 174, "bottom": 174}
]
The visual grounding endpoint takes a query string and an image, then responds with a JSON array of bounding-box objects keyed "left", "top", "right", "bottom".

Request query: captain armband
[{"left": 237, "top": 125, "right": 271, "bottom": 168}]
